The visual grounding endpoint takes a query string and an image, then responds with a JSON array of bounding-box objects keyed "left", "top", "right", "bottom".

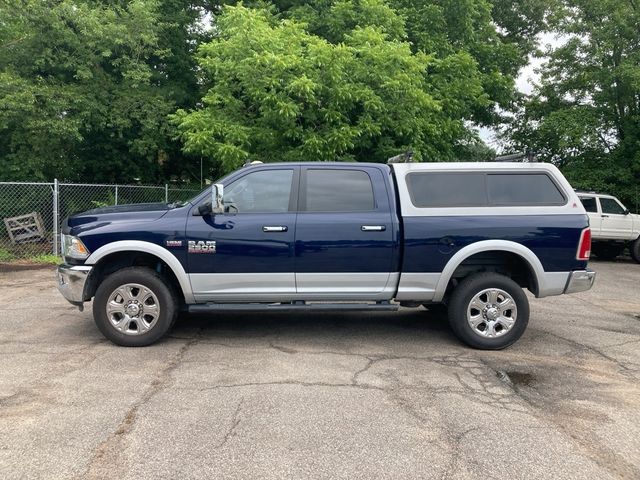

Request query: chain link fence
[
  {"left": 1, "top": 179, "right": 638, "bottom": 262},
  {"left": 0, "top": 181, "right": 201, "bottom": 261}
]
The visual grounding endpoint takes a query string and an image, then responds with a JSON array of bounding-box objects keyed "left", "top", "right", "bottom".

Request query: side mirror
[
  {"left": 624, "top": 208, "right": 630, "bottom": 215},
  {"left": 211, "top": 183, "right": 224, "bottom": 214},
  {"left": 194, "top": 184, "right": 225, "bottom": 216}
]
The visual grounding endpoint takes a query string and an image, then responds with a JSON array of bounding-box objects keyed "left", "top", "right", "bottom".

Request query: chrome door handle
[
  {"left": 361, "top": 225, "right": 386, "bottom": 232},
  {"left": 263, "top": 226, "right": 288, "bottom": 232}
]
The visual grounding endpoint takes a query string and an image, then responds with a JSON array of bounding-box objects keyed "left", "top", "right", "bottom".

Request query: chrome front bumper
[
  {"left": 564, "top": 270, "right": 596, "bottom": 294},
  {"left": 57, "top": 264, "right": 92, "bottom": 307}
]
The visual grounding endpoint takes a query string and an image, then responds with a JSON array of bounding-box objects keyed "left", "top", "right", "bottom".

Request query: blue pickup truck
[{"left": 57, "top": 161, "right": 595, "bottom": 349}]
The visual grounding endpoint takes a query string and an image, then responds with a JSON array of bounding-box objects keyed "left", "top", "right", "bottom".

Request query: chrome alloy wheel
[
  {"left": 467, "top": 288, "right": 517, "bottom": 338},
  {"left": 106, "top": 283, "right": 160, "bottom": 335}
]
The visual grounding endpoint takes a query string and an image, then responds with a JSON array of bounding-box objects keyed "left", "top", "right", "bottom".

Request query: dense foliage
[
  {"left": 0, "top": 0, "right": 206, "bottom": 183},
  {"left": 506, "top": 0, "right": 640, "bottom": 211},
  {"left": 1, "top": 0, "right": 539, "bottom": 180},
  {"left": 175, "top": 0, "right": 542, "bottom": 168},
  {"left": 1, "top": 0, "right": 638, "bottom": 207},
  {"left": 173, "top": 5, "right": 444, "bottom": 168}
]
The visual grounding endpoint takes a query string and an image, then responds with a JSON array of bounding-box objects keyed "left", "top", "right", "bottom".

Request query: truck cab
[{"left": 57, "top": 161, "right": 595, "bottom": 350}]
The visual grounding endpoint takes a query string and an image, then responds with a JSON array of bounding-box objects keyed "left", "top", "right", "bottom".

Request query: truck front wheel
[
  {"left": 448, "top": 272, "right": 529, "bottom": 350},
  {"left": 93, "top": 267, "right": 177, "bottom": 347}
]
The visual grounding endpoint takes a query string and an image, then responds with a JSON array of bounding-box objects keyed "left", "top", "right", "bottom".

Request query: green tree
[
  {"left": 0, "top": 0, "right": 546, "bottom": 181},
  {"left": 264, "top": 0, "right": 547, "bottom": 124},
  {"left": 505, "top": 0, "right": 640, "bottom": 211},
  {"left": 174, "top": 2, "right": 531, "bottom": 170},
  {"left": 176, "top": 0, "right": 550, "bottom": 170},
  {"left": 0, "top": 0, "right": 205, "bottom": 183},
  {"left": 172, "top": 4, "right": 444, "bottom": 169}
]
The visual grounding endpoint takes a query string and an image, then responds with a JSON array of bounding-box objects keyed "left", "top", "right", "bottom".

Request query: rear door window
[
  {"left": 304, "top": 169, "right": 375, "bottom": 212},
  {"left": 579, "top": 197, "right": 598, "bottom": 213}
]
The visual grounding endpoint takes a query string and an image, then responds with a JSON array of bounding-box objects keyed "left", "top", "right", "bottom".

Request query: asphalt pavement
[{"left": 1, "top": 260, "right": 639, "bottom": 479}]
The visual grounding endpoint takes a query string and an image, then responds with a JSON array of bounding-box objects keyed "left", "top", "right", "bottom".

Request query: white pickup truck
[{"left": 578, "top": 192, "right": 640, "bottom": 262}]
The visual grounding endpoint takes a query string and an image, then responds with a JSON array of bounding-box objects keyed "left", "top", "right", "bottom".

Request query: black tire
[
  {"left": 592, "top": 244, "right": 622, "bottom": 261},
  {"left": 93, "top": 267, "right": 177, "bottom": 347},
  {"left": 447, "top": 272, "right": 529, "bottom": 350},
  {"left": 631, "top": 237, "right": 640, "bottom": 264}
]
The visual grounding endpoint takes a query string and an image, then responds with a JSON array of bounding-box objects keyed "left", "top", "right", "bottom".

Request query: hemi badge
[{"left": 165, "top": 240, "right": 183, "bottom": 247}]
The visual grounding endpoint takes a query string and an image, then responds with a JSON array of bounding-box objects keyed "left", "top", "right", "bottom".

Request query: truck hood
[{"left": 66, "top": 203, "right": 172, "bottom": 230}]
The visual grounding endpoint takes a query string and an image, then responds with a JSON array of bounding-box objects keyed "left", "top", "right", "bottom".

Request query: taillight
[{"left": 576, "top": 227, "right": 591, "bottom": 260}]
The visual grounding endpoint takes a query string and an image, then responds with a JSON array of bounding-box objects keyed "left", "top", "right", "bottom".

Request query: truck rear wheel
[
  {"left": 93, "top": 267, "right": 177, "bottom": 347},
  {"left": 448, "top": 272, "right": 529, "bottom": 350}
]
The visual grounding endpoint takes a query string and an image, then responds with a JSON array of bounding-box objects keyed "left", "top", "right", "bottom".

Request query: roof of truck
[
  {"left": 239, "top": 161, "right": 560, "bottom": 173},
  {"left": 390, "top": 161, "right": 559, "bottom": 172}
]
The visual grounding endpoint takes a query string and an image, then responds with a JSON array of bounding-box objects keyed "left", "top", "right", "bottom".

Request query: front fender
[{"left": 84, "top": 240, "right": 195, "bottom": 304}]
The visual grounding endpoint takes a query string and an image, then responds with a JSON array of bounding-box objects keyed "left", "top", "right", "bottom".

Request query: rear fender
[{"left": 433, "top": 240, "right": 546, "bottom": 302}]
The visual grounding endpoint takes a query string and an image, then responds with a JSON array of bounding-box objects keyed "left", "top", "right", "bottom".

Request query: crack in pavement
[
  {"left": 199, "top": 379, "right": 386, "bottom": 392},
  {"left": 269, "top": 342, "right": 299, "bottom": 354},
  {"left": 475, "top": 355, "right": 640, "bottom": 479},
  {"left": 80, "top": 332, "right": 201, "bottom": 480},
  {"left": 560, "top": 290, "right": 640, "bottom": 321},
  {"left": 440, "top": 426, "right": 480, "bottom": 480},
  {"left": 606, "top": 338, "right": 640, "bottom": 348},
  {"left": 536, "top": 329, "right": 640, "bottom": 377},
  {"left": 215, "top": 398, "right": 244, "bottom": 449},
  {"left": 350, "top": 356, "right": 377, "bottom": 385},
  {"left": 0, "top": 339, "right": 110, "bottom": 419},
  {"left": 192, "top": 350, "right": 524, "bottom": 414}
]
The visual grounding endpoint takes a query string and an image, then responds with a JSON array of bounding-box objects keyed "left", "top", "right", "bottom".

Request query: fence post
[
  {"left": 53, "top": 179, "right": 59, "bottom": 256},
  {"left": 115, "top": 185, "right": 118, "bottom": 205},
  {"left": 165, "top": 184, "right": 168, "bottom": 203}
]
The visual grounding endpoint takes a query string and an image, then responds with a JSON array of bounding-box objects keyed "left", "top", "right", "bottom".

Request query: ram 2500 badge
[{"left": 57, "top": 161, "right": 595, "bottom": 349}]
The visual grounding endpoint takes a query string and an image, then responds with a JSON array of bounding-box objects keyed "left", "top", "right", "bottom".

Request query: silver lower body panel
[
  {"left": 395, "top": 270, "right": 595, "bottom": 302},
  {"left": 190, "top": 272, "right": 399, "bottom": 303}
]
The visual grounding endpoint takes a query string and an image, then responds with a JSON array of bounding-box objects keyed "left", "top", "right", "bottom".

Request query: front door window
[
  {"left": 224, "top": 169, "right": 294, "bottom": 213},
  {"left": 599, "top": 197, "right": 626, "bottom": 215}
]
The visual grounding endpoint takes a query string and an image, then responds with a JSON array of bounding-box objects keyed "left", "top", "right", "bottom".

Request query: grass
[
  {"left": 0, "top": 246, "right": 60, "bottom": 264},
  {"left": 0, "top": 247, "right": 15, "bottom": 262},
  {"left": 28, "top": 254, "right": 61, "bottom": 265}
]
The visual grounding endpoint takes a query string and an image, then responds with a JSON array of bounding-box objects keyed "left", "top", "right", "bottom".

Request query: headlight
[{"left": 61, "top": 234, "right": 90, "bottom": 260}]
